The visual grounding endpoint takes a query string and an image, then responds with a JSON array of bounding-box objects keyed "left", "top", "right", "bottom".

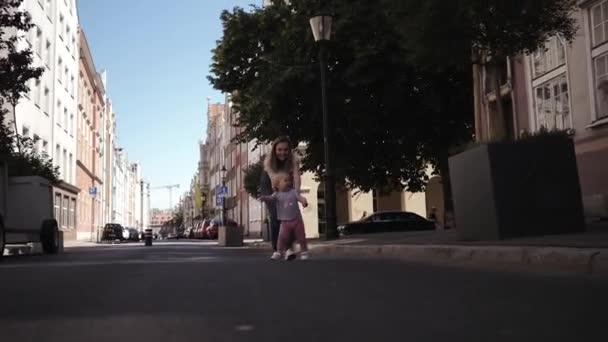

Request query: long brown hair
[{"left": 264, "top": 136, "right": 294, "bottom": 174}]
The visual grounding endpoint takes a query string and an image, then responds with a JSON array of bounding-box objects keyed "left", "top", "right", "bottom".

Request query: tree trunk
[{"left": 12, "top": 104, "right": 21, "bottom": 154}]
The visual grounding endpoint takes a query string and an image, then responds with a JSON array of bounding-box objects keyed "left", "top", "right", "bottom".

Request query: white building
[
  {"left": 111, "top": 148, "right": 126, "bottom": 225},
  {"left": 126, "top": 161, "right": 146, "bottom": 228},
  {"left": 12, "top": 0, "right": 80, "bottom": 186}
]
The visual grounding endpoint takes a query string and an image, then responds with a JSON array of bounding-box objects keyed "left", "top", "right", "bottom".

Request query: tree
[
  {"left": 0, "top": 0, "right": 56, "bottom": 182},
  {"left": 0, "top": 0, "right": 44, "bottom": 151},
  {"left": 210, "top": 0, "right": 473, "bottom": 194},
  {"left": 191, "top": 181, "right": 203, "bottom": 214},
  {"left": 392, "top": 0, "right": 578, "bottom": 139},
  {"left": 208, "top": 0, "right": 577, "bottom": 197},
  {"left": 243, "top": 157, "right": 264, "bottom": 199},
  {"left": 165, "top": 210, "right": 184, "bottom": 230}
]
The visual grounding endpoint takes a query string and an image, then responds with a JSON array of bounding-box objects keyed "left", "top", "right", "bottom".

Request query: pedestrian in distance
[
  {"left": 259, "top": 171, "right": 310, "bottom": 260},
  {"left": 260, "top": 136, "right": 302, "bottom": 260}
]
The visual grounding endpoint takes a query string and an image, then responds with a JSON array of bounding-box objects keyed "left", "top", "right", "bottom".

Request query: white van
[{"left": 0, "top": 160, "right": 60, "bottom": 257}]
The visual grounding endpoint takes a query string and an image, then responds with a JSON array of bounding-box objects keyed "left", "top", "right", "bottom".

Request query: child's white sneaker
[
  {"left": 270, "top": 252, "right": 281, "bottom": 260},
  {"left": 285, "top": 250, "right": 297, "bottom": 261},
  {"left": 300, "top": 252, "right": 310, "bottom": 260}
]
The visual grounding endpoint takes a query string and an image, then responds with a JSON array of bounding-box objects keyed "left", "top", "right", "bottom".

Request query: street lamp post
[
  {"left": 310, "top": 14, "right": 338, "bottom": 240},
  {"left": 221, "top": 165, "right": 227, "bottom": 225}
]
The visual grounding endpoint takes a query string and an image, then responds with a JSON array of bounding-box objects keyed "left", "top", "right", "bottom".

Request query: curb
[
  {"left": 247, "top": 241, "right": 608, "bottom": 277},
  {"left": 311, "top": 244, "right": 608, "bottom": 277}
]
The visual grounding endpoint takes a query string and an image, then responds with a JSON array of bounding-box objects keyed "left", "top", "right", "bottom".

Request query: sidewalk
[{"left": 249, "top": 221, "right": 608, "bottom": 277}]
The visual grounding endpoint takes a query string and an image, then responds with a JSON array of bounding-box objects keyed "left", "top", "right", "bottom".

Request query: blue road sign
[
  {"left": 89, "top": 186, "right": 97, "bottom": 197},
  {"left": 217, "top": 185, "right": 228, "bottom": 197},
  {"left": 215, "top": 196, "right": 224, "bottom": 208}
]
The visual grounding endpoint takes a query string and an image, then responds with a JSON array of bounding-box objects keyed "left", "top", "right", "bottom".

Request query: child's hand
[{"left": 300, "top": 196, "right": 308, "bottom": 208}]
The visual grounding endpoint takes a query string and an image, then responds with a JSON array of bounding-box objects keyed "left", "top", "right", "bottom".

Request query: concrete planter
[
  {"left": 218, "top": 224, "right": 244, "bottom": 247},
  {"left": 449, "top": 136, "right": 585, "bottom": 241}
]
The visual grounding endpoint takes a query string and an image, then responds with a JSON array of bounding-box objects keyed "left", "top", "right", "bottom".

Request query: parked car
[
  {"left": 167, "top": 232, "right": 178, "bottom": 239},
  {"left": 194, "top": 219, "right": 211, "bottom": 239},
  {"left": 102, "top": 223, "right": 126, "bottom": 241},
  {"left": 337, "top": 211, "right": 436, "bottom": 236},
  {"left": 206, "top": 219, "right": 219, "bottom": 240},
  {"left": 206, "top": 217, "right": 237, "bottom": 240},
  {"left": 127, "top": 228, "right": 140, "bottom": 242}
]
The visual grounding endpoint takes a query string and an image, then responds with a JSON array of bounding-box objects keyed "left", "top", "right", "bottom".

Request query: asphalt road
[{"left": 0, "top": 240, "right": 606, "bottom": 342}]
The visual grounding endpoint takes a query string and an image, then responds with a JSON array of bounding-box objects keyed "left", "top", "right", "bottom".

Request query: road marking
[
  {"left": 235, "top": 324, "right": 255, "bottom": 332},
  {"left": 0, "top": 256, "right": 222, "bottom": 269}
]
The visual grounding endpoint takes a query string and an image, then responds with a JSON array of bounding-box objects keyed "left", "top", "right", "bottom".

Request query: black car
[
  {"left": 127, "top": 228, "right": 140, "bottom": 241},
  {"left": 102, "top": 223, "right": 126, "bottom": 241},
  {"left": 338, "top": 211, "right": 436, "bottom": 235}
]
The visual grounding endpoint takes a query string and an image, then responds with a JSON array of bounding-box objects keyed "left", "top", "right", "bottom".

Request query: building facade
[
  {"left": 7, "top": 0, "right": 81, "bottom": 239},
  {"left": 201, "top": 96, "right": 430, "bottom": 239},
  {"left": 475, "top": 3, "right": 608, "bottom": 219},
  {"left": 75, "top": 28, "right": 105, "bottom": 241}
]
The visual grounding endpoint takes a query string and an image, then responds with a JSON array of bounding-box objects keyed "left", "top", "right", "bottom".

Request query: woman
[{"left": 259, "top": 136, "right": 302, "bottom": 260}]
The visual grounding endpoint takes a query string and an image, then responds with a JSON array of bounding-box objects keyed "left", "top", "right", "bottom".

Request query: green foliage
[
  {"left": 393, "top": 0, "right": 578, "bottom": 68},
  {"left": 0, "top": 0, "right": 57, "bottom": 182},
  {"left": 6, "top": 133, "right": 60, "bottom": 183},
  {"left": 209, "top": 0, "right": 578, "bottom": 193},
  {"left": 518, "top": 126, "right": 570, "bottom": 141},
  {"left": 0, "top": 0, "right": 44, "bottom": 108},
  {"left": 450, "top": 126, "right": 571, "bottom": 155},
  {"left": 243, "top": 157, "right": 264, "bottom": 199},
  {"left": 191, "top": 177, "right": 203, "bottom": 212},
  {"left": 163, "top": 211, "right": 184, "bottom": 230}
]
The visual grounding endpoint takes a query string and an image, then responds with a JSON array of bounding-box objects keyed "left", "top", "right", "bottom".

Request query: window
[
  {"left": 68, "top": 153, "right": 73, "bottom": 183},
  {"left": 70, "top": 75, "right": 75, "bottom": 96},
  {"left": 45, "top": 0, "right": 53, "bottom": 20},
  {"left": 64, "top": 67, "right": 69, "bottom": 88},
  {"left": 63, "top": 149, "right": 67, "bottom": 180},
  {"left": 70, "top": 198, "right": 76, "bottom": 229},
  {"left": 57, "top": 101, "right": 62, "bottom": 124},
  {"left": 62, "top": 195, "right": 69, "bottom": 229},
  {"left": 34, "top": 79, "right": 42, "bottom": 106},
  {"left": 55, "top": 144, "right": 61, "bottom": 171},
  {"left": 57, "top": 57, "right": 63, "bottom": 83},
  {"left": 534, "top": 75, "right": 571, "bottom": 130},
  {"left": 45, "top": 40, "right": 51, "bottom": 66},
  {"left": 33, "top": 134, "right": 40, "bottom": 151},
  {"left": 532, "top": 37, "right": 566, "bottom": 78},
  {"left": 35, "top": 27, "right": 43, "bottom": 57},
  {"left": 44, "top": 87, "right": 50, "bottom": 114},
  {"left": 42, "top": 140, "right": 48, "bottom": 156},
  {"left": 64, "top": 107, "right": 68, "bottom": 130},
  {"left": 484, "top": 57, "right": 509, "bottom": 95},
  {"left": 70, "top": 112, "right": 74, "bottom": 135},
  {"left": 592, "top": 1, "right": 608, "bottom": 46},
  {"left": 66, "top": 25, "right": 71, "bottom": 49},
  {"left": 54, "top": 193, "right": 61, "bottom": 224},
  {"left": 59, "top": 14, "right": 65, "bottom": 39},
  {"left": 594, "top": 53, "right": 608, "bottom": 120}
]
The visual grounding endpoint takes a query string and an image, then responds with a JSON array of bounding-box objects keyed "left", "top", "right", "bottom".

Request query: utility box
[{"left": 218, "top": 224, "right": 243, "bottom": 247}]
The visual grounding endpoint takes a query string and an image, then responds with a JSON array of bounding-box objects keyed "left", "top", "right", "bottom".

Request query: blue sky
[{"left": 78, "top": 0, "right": 260, "bottom": 209}]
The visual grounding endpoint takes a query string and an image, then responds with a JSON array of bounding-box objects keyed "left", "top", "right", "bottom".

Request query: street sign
[
  {"left": 215, "top": 196, "right": 224, "bottom": 208},
  {"left": 216, "top": 185, "right": 228, "bottom": 198},
  {"left": 89, "top": 186, "right": 97, "bottom": 198}
]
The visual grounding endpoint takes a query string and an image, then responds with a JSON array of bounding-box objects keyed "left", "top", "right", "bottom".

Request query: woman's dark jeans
[{"left": 266, "top": 201, "right": 281, "bottom": 251}]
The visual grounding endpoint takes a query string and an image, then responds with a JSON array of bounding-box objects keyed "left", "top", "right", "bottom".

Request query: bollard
[{"left": 144, "top": 228, "right": 153, "bottom": 246}]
